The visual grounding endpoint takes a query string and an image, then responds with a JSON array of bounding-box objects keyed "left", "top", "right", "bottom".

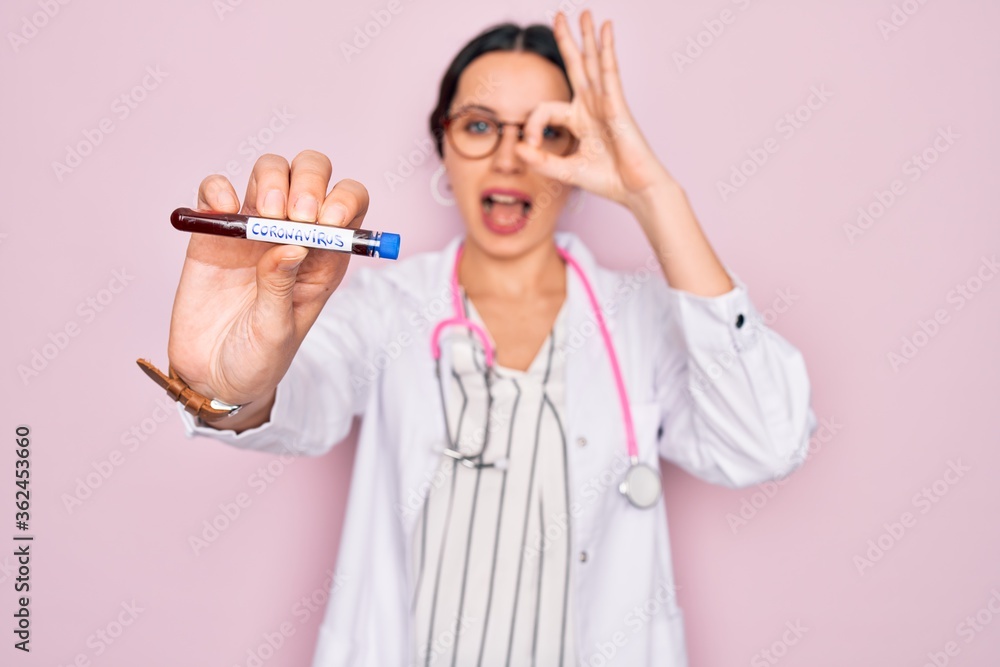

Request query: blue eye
[
  {"left": 465, "top": 119, "right": 493, "bottom": 135},
  {"left": 542, "top": 125, "right": 564, "bottom": 140}
]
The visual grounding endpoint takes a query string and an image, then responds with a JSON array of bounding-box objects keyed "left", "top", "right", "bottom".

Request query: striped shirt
[{"left": 410, "top": 290, "right": 575, "bottom": 667}]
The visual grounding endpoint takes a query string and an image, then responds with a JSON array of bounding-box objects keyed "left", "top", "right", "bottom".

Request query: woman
[{"left": 150, "top": 10, "right": 815, "bottom": 666}]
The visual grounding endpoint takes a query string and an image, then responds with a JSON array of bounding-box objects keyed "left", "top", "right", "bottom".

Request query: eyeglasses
[{"left": 441, "top": 108, "right": 577, "bottom": 160}]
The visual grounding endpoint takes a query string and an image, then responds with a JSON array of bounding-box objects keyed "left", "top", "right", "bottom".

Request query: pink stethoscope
[{"left": 429, "top": 242, "right": 662, "bottom": 509}]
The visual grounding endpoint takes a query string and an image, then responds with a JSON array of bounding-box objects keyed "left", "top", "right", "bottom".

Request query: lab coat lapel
[
  {"left": 381, "top": 234, "right": 465, "bottom": 536},
  {"left": 555, "top": 233, "right": 625, "bottom": 500}
]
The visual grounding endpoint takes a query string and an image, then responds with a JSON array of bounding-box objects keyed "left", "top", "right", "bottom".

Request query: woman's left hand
[{"left": 515, "top": 10, "right": 674, "bottom": 211}]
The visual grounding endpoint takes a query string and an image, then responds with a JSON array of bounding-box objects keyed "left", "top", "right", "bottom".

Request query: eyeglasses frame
[{"left": 439, "top": 107, "right": 578, "bottom": 160}]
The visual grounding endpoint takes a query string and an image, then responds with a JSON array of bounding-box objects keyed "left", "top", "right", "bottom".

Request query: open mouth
[{"left": 481, "top": 189, "right": 532, "bottom": 235}]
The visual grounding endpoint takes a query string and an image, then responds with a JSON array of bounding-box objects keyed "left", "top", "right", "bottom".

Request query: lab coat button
[
  {"left": 579, "top": 550, "right": 588, "bottom": 563},
  {"left": 577, "top": 437, "right": 587, "bottom": 447},
  {"left": 735, "top": 313, "right": 745, "bottom": 328}
]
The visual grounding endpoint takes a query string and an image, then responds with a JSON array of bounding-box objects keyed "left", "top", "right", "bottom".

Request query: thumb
[{"left": 254, "top": 244, "right": 308, "bottom": 321}]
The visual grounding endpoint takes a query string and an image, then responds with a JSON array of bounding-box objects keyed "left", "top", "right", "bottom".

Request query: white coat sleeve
[
  {"left": 174, "top": 265, "right": 391, "bottom": 457},
  {"left": 652, "top": 266, "right": 817, "bottom": 488}
]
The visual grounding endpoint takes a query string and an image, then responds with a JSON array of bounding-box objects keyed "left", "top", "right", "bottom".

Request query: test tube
[{"left": 170, "top": 207, "right": 401, "bottom": 260}]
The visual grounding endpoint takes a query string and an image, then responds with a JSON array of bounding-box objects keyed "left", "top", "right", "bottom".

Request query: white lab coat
[{"left": 178, "top": 231, "right": 817, "bottom": 666}]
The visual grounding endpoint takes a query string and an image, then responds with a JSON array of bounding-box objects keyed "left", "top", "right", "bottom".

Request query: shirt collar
[
  {"left": 439, "top": 231, "right": 597, "bottom": 298},
  {"left": 381, "top": 230, "right": 602, "bottom": 313}
]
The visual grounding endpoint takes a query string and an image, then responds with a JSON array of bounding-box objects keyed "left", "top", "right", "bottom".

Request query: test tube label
[{"left": 246, "top": 217, "right": 352, "bottom": 251}]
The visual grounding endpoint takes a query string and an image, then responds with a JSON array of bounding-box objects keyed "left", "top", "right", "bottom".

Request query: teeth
[
  {"left": 483, "top": 193, "right": 531, "bottom": 205},
  {"left": 481, "top": 193, "right": 533, "bottom": 219}
]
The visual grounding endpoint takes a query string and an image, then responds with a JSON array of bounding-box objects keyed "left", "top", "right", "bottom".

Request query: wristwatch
[{"left": 135, "top": 358, "right": 243, "bottom": 422}]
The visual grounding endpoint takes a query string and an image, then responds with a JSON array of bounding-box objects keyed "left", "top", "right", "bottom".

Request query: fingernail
[
  {"left": 278, "top": 254, "right": 305, "bottom": 271},
  {"left": 320, "top": 203, "right": 348, "bottom": 226},
  {"left": 262, "top": 190, "right": 284, "bottom": 218},
  {"left": 292, "top": 194, "right": 317, "bottom": 221},
  {"left": 217, "top": 191, "right": 238, "bottom": 211}
]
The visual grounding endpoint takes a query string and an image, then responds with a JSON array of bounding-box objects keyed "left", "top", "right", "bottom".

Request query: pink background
[{"left": 3, "top": 0, "right": 999, "bottom": 665}]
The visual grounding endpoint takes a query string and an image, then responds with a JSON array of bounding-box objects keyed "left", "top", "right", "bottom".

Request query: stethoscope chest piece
[
  {"left": 620, "top": 460, "right": 662, "bottom": 509},
  {"left": 435, "top": 242, "right": 663, "bottom": 510}
]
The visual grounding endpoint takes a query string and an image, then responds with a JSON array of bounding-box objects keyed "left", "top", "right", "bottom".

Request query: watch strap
[{"left": 135, "top": 358, "right": 242, "bottom": 422}]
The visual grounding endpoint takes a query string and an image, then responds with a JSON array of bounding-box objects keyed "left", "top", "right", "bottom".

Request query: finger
[
  {"left": 253, "top": 243, "right": 308, "bottom": 334},
  {"left": 599, "top": 20, "right": 629, "bottom": 119},
  {"left": 521, "top": 100, "right": 575, "bottom": 148},
  {"left": 318, "top": 178, "right": 370, "bottom": 229},
  {"left": 287, "top": 150, "right": 333, "bottom": 223},
  {"left": 245, "top": 154, "right": 291, "bottom": 219},
  {"left": 197, "top": 174, "right": 240, "bottom": 212},
  {"left": 514, "top": 142, "right": 578, "bottom": 186},
  {"left": 580, "top": 10, "right": 604, "bottom": 96},
  {"left": 553, "top": 12, "right": 590, "bottom": 98}
]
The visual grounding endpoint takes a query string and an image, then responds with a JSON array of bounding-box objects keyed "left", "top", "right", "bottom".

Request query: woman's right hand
[{"left": 167, "top": 150, "right": 369, "bottom": 418}]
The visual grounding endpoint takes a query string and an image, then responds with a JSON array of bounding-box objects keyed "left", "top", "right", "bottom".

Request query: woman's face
[{"left": 442, "top": 51, "right": 574, "bottom": 259}]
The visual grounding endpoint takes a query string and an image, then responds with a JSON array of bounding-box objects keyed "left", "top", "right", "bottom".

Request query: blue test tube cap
[{"left": 378, "top": 232, "right": 401, "bottom": 260}]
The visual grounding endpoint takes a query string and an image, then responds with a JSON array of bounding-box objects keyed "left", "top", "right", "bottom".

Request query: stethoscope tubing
[{"left": 430, "top": 241, "right": 638, "bottom": 461}]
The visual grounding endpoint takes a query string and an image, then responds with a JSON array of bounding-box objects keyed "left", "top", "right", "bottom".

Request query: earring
[
  {"left": 430, "top": 164, "right": 455, "bottom": 207},
  {"left": 567, "top": 186, "right": 584, "bottom": 213}
]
